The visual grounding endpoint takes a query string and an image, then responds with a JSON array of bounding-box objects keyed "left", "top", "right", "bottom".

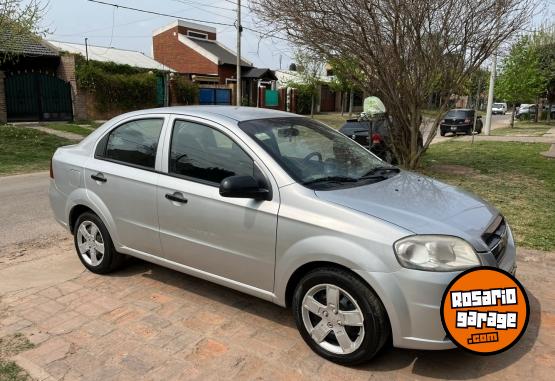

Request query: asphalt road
[
  {"left": 429, "top": 113, "right": 511, "bottom": 144},
  {"left": 0, "top": 171, "right": 66, "bottom": 253}
]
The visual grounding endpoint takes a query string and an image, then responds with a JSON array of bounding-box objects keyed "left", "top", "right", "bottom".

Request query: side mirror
[{"left": 219, "top": 175, "right": 270, "bottom": 201}]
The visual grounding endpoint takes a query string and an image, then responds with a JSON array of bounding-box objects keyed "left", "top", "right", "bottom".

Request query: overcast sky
[
  {"left": 42, "top": 0, "right": 295, "bottom": 70},
  {"left": 42, "top": 0, "right": 554, "bottom": 70}
]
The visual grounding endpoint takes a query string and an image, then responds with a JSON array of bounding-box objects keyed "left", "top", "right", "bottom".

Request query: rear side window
[
  {"left": 169, "top": 120, "right": 254, "bottom": 184},
  {"left": 101, "top": 119, "right": 164, "bottom": 169}
]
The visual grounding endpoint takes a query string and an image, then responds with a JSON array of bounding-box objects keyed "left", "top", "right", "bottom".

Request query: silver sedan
[{"left": 49, "top": 106, "right": 516, "bottom": 364}]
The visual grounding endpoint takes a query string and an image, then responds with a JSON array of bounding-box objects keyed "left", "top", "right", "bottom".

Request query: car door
[
  {"left": 84, "top": 116, "right": 167, "bottom": 256},
  {"left": 156, "top": 116, "right": 279, "bottom": 292}
]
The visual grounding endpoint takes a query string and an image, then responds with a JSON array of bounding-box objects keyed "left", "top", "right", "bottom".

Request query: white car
[{"left": 492, "top": 103, "right": 507, "bottom": 115}]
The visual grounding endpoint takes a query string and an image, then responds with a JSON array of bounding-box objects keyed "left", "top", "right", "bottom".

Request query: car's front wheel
[
  {"left": 74, "top": 212, "right": 125, "bottom": 274},
  {"left": 292, "top": 268, "right": 390, "bottom": 365}
]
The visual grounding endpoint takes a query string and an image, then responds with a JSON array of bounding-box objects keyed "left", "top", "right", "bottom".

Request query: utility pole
[
  {"left": 236, "top": 0, "right": 242, "bottom": 107},
  {"left": 85, "top": 38, "right": 89, "bottom": 61},
  {"left": 484, "top": 54, "right": 497, "bottom": 135}
]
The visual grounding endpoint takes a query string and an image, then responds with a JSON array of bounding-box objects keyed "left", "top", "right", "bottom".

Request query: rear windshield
[{"left": 446, "top": 110, "right": 473, "bottom": 118}]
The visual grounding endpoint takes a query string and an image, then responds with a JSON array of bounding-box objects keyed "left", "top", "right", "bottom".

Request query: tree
[
  {"left": 0, "top": 0, "right": 47, "bottom": 63},
  {"left": 327, "top": 57, "right": 364, "bottom": 116},
  {"left": 252, "top": 0, "right": 533, "bottom": 168},
  {"left": 496, "top": 36, "right": 548, "bottom": 113},
  {"left": 292, "top": 50, "right": 324, "bottom": 117}
]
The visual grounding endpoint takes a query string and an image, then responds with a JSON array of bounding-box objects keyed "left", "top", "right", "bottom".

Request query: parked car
[
  {"left": 339, "top": 113, "right": 396, "bottom": 163},
  {"left": 516, "top": 104, "right": 537, "bottom": 119},
  {"left": 440, "top": 109, "right": 483, "bottom": 136},
  {"left": 50, "top": 107, "right": 516, "bottom": 365},
  {"left": 491, "top": 102, "right": 507, "bottom": 115}
]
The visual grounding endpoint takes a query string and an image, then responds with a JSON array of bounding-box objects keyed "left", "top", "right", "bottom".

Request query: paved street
[
  {"left": 428, "top": 114, "right": 511, "bottom": 144},
  {"left": 0, "top": 166, "right": 554, "bottom": 380},
  {"left": 0, "top": 172, "right": 66, "bottom": 256}
]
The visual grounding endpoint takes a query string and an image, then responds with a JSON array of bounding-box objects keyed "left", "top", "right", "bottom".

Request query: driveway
[{"left": 0, "top": 173, "right": 553, "bottom": 380}]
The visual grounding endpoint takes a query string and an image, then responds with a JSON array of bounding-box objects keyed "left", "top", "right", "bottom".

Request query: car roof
[
  {"left": 449, "top": 108, "right": 474, "bottom": 112},
  {"left": 123, "top": 106, "right": 296, "bottom": 122}
]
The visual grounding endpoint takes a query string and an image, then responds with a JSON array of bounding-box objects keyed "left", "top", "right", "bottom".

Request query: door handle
[
  {"left": 91, "top": 173, "right": 107, "bottom": 183},
  {"left": 165, "top": 192, "right": 188, "bottom": 204}
]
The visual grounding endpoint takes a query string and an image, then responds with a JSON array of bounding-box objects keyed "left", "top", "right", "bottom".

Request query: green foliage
[
  {"left": 174, "top": 76, "right": 199, "bottom": 105},
  {"left": 288, "top": 82, "right": 316, "bottom": 114},
  {"left": 327, "top": 57, "right": 364, "bottom": 93},
  {"left": 75, "top": 59, "right": 158, "bottom": 112},
  {"left": 496, "top": 34, "right": 549, "bottom": 104}
]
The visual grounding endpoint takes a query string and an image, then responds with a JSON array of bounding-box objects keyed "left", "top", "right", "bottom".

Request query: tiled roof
[
  {"left": 47, "top": 40, "right": 174, "bottom": 71},
  {"left": 0, "top": 31, "right": 58, "bottom": 56}
]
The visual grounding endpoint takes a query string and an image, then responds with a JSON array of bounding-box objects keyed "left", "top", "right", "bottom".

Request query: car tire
[
  {"left": 440, "top": 131, "right": 445, "bottom": 136},
  {"left": 73, "top": 212, "right": 125, "bottom": 274},
  {"left": 292, "top": 267, "right": 390, "bottom": 365}
]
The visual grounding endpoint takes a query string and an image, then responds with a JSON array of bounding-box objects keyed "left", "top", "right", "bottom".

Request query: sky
[
  {"left": 41, "top": 0, "right": 554, "bottom": 70},
  {"left": 41, "top": 0, "right": 296, "bottom": 70}
]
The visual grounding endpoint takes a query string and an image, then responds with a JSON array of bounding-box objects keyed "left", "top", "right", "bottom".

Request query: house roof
[
  {"left": 46, "top": 40, "right": 174, "bottom": 71},
  {"left": 0, "top": 31, "right": 58, "bottom": 57},
  {"left": 178, "top": 35, "right": 252, "bottom": 67},
  {"left": 243, "top": 68, "right": 277, "bottom": 80}
]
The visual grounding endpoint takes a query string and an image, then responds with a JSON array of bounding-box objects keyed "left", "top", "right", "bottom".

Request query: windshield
[
  {"left": 239, "top": 117, "right": 394, "bottom": 188},
  {"left": 493, "top": 103, "right": 504, "bottom": 108},
  {"left": 446, "top": 110, "right": 473, "bottom": 118}
]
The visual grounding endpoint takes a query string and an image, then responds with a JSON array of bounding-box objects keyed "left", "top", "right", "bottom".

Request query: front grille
[{"left": 482, "top": 216, "right": 508, "bottom": 261}]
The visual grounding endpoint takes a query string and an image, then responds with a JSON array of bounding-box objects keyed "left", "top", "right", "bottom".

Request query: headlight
[{"left": 394, "top": 235, "right": 480, "bottom": 271}]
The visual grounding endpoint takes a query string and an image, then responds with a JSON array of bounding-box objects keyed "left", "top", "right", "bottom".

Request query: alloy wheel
[
  {"left": 301, "top": 284, "right": 365, "bottom": 355},
  {"left": 76, "top": 220, "right": 105, "bottom": 266}
]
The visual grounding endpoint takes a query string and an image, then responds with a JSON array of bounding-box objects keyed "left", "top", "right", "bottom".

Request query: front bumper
[
  {"left": 355, "top": 228, "right": 517, "bottom": 350},
  {"left": 440, "top": 124, "right": 473, "bottom": 134}
]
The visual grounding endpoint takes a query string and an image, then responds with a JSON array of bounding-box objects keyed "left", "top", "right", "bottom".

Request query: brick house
[{"left": 153, "top": 20, "right": 253, "bottom": 84}]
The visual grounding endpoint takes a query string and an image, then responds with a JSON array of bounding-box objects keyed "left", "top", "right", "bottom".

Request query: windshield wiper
[
  {"left": 359, "top": 166, "right": 400, "bottom": 180},
  {"left": 302, "top": 176, "right": 359, "bottom": 186}
]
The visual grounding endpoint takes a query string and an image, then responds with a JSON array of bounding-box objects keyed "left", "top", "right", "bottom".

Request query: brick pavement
[{"left": 1, "top": 249, "right": 553, "bottom": 380}]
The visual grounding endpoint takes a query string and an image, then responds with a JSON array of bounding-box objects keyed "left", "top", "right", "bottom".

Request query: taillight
[
  {"left": 49, "top": 157, "right": 54, "bottom": 179},
  {"left": 371, "top": 133, "right": 382, "bottom": 144}
]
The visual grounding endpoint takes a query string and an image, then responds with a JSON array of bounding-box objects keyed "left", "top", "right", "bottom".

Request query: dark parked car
[
  {"left": 440, "top": 109, "right": 483, "bottom": 136},
  {"left": 339, "top": 114, "right": 395, "bottom": 163}
]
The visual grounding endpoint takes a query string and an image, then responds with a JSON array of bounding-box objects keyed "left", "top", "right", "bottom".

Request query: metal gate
[
  {"left": 199, "top": 88, "right": 232, "bottom": 105},
  {"left": 5, "top": 73, "right": 73, "bottom": 122}
]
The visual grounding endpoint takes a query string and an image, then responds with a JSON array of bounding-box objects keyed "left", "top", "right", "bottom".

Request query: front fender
[{"left": 273, "top": 235, "right": 392, "bottom": 306}]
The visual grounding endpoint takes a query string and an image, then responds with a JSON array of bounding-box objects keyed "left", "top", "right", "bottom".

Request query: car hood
[{"left": 315, "top": 171, "right": 499, "bottom": 251}]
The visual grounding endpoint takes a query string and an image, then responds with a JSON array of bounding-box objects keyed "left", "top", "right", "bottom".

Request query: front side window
[
  {"left": 169, "top": 120, "right": 254, "bottom": 184},
  {"left": 104, "top": 118, "right": 164, "bottom": 169},
  {"left": 239, "top": 117, "right": 390, "bottom": 188}
]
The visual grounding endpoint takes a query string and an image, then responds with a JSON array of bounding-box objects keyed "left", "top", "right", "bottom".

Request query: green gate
[{"left": 5, "top": 73, "right": 73, "bottom": 122}]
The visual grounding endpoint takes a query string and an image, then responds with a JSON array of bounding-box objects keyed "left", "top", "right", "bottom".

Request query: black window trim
[
  {"left": 167, "top": 118, "right": 257, "bottom": 188},
  {"left": 94, "top": 116, "right": 166, "bottom": 172}
]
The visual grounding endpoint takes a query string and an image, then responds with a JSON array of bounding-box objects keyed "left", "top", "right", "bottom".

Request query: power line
[{"left": 86, "top": 0, "right": 235, "bottom": 27}]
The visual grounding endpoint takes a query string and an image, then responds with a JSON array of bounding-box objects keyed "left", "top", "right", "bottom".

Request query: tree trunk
[
  {"left": 510, "top": 108, "right": 515, "bottom": 128},
  {"left": 348, "top": 90, "right": 354, "bottom": 117},
  {"left": 340, "top": 91, "right": 345, "bottom": 116},
  {"left": 311, "top": 94, "right": 315, "bottom": 118},
  {"left": 548, "top": 103, "right": 552, "bottom": 123},
  {"left": 535, "top": 97, "right": 539, "bottom": 123}
]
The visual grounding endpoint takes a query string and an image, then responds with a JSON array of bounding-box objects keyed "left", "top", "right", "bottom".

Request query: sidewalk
[{"left": 1, "top": 246, "right": 553, "bottom": 381}]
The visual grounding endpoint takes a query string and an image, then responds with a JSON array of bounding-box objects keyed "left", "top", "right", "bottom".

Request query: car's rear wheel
[
  {"left": 74, "top": 212, "right": 124, "bottom": 274},
  {"left": 292, "top": 267, "right": 390, "bottom": 365}
]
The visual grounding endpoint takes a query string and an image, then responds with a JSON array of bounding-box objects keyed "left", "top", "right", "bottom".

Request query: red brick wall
[
  {"left": 57, "top": 54, "right": 88, "bottom": 120},
  {"left": 218, "top": 65, "right": 237, "bottom": 83},
  {"left": 153, "top": 27, "right": 218, "bottom": 75}
]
